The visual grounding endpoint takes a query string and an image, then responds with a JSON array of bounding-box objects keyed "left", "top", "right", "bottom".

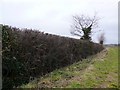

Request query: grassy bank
[{"left": 21, "top": 47, "right": 118, "bottom": 88}]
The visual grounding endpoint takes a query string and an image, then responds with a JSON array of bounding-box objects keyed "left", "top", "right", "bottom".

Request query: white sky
[{"left": 0, "top": 0, "right": 119, "bottom": 44}]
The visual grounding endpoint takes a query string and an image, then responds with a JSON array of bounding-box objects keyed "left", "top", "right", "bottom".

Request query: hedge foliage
[{"left": 2, "top": 25, "right": 104, "bottom": 89}]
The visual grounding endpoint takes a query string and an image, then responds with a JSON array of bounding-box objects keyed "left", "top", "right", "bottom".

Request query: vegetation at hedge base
[{"left": 2, "top": 24, "right": 104, "bottom": 89}]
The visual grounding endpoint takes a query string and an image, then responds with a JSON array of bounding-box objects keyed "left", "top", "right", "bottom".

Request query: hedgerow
[{"left": 2, "top": 25, "right": 104, "bottom": 89}]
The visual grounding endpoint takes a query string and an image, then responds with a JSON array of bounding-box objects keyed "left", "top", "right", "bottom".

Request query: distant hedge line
[{"left": 2, "top": 25, "right": 104, "bottom": 89}]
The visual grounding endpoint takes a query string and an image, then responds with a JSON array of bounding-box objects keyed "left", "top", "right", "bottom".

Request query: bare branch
[{"left": 70, "top": 30, "right": 82, "bottom": 37}]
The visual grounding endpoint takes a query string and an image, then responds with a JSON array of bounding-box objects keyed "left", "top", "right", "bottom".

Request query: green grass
[{"left": 20, "top": 47, "right": 118, "bottom": 88}]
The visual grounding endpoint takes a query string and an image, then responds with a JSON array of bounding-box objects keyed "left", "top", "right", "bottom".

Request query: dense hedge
[{"left": 2, "top": 25, "right": 104, "bottom": 89}]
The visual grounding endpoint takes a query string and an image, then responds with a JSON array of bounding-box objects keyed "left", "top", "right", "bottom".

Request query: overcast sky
[{"left": 0, "top": 0, "right": 119, "bottom": 44}]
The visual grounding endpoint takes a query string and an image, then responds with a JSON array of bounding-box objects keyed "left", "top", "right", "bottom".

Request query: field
[{"left": 20, "top": 46, "right": 118, "bottom": 88}]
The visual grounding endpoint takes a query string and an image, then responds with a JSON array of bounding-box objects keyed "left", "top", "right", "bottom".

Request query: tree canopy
[{"left": 70, "top": 14, "right": 99, "bottom": 41}]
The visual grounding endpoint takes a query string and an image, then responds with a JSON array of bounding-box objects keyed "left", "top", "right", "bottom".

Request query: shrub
[{"left": 2, "top": 25, "right": 29, "bottom": 89}]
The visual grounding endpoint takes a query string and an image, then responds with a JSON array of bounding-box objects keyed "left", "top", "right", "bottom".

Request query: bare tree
[
  {"left": 98, "top": 33, "right": 105, "bottom": 45},
  {"left": 70, "top": 14, "right": 99, "bottom": 41}
]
